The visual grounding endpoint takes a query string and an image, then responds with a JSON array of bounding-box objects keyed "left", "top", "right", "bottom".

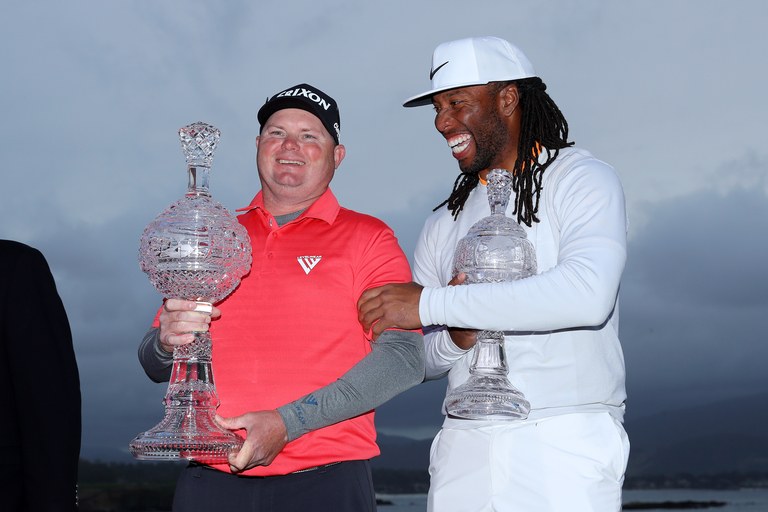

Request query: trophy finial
[{"left": 179, "top": 122, "right": 220, "bottom": 168}]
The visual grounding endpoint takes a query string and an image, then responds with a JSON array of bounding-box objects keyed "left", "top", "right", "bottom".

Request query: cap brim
[{"left": 402, "top": 80, "right": 489, "bottom": 108}]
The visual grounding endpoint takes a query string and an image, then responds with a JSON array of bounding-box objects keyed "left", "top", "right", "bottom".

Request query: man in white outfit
[{"left": 359, "top": 36, "right": 629, "bottom": 511}]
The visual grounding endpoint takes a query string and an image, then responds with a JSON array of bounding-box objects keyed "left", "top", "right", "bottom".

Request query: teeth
[
  {"left": 448, "top": 134, "right": 471, "bottom": 154},
  {"left": 278, "top": 159, "right": 304, "bottom": 165},
  {"left": 452, "top": 141, "right": 470, "bottom": 155}
]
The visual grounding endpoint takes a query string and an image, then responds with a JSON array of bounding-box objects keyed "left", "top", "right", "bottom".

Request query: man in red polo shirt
[{"left": 138, "top": 83, "right": 424, "bottom": 512}]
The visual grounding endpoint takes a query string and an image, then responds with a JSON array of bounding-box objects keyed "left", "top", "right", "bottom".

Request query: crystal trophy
[
  {"left": 444, "top": 168, "right": 537, "bottom": 420},
  {"left": 130, "top": 122, "right": 252, "bottom": 462}
]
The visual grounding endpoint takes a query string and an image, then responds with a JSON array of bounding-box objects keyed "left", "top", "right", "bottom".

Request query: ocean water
[
  {"left": 377, "top": 488, "right": 768, "bottom": 511},
  {"left": 623, "top": 489, "right": 768, "bottom": 511}
]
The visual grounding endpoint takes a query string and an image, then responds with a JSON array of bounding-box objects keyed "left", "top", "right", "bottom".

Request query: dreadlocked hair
[{"left": 434, "top": 77, "right": 574, "bottom": 226}]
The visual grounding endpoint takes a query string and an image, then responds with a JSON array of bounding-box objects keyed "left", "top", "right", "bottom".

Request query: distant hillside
[{"left": 625, "top": 392, "right": 768, "bottom": 476}]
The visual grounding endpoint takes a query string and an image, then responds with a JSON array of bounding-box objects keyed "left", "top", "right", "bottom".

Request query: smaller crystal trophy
[
  {"left": 445, "top": 169, "right": 537, "bottom": 420},
  {"left": 130, "top": 122, "right": 252, "bottom": 463}
]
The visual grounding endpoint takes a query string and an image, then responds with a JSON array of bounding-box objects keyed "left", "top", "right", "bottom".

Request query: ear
[
  {"left": 499, "top": 84, "right": 520, "bottom": 118},
  {"left": 333, "top": 144, "right": 346, "bottom": 169}
]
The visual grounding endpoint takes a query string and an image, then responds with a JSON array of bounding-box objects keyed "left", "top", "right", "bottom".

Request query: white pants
[{"left": 427, "top": 412, "right": 629, "bottom": 512}]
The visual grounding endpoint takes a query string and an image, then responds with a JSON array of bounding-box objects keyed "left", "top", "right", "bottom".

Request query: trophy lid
[{"left": 179, "top": 122, "right": 220, "bottom": 168}]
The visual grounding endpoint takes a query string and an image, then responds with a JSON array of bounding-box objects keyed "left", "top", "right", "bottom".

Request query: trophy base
[
  {"left": 130, "top": 408, "right": 243, "bottom": 464},
  {"left": 445, "top": 374, "right": 530, "bottom": 420}
]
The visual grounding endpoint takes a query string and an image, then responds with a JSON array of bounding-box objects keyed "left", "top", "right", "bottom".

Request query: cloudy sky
[{"left": 2, "top": 1, "right": 766, "bottom": 461}]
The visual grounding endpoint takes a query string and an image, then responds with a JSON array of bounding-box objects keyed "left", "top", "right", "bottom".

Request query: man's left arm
[{"left": 278, "top": 329, "right": 424, "bottom": 438}]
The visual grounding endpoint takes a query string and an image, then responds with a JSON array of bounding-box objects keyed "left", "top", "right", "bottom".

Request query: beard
[{"left": 458, "top": 107, "right": 510, "bottom": 176}]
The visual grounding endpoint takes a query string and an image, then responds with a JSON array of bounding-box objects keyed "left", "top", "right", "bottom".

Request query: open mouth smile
[{"left": 447, "top": 134, "right": 471, "bottom": 155}]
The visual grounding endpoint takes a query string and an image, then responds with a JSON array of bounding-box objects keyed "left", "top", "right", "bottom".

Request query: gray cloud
[{"left": 621, "top": 180, "right": 768, "bottom": 417}]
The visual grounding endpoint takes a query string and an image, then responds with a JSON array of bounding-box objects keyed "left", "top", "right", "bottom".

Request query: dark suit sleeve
[{"left": 0, "top": 242, "right": 81, "bottom": 511}]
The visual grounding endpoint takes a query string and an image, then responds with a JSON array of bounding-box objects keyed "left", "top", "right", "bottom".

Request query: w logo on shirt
[{"left": 297, "top": 255, "right": 322, "bottom": 275}]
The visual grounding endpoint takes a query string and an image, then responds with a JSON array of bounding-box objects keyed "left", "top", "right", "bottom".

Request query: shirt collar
[{"left": 236, "top": 188, "right": 340, "bottom": 225}]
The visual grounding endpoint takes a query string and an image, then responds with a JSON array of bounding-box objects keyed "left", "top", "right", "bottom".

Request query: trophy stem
[
  {"left": 187, "top": 165, "right": 211, "bottom": 197},
  {"left": 469, "top": 330, "right": 509, "bottom": 376},
  {"left": 129, "top": 330, "right": 243, "bottom": 463},
  {"left": 445, "top": 330, "right": 530, "bottom": 420}
]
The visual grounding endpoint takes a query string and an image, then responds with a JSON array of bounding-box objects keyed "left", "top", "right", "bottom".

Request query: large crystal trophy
[
  {"left": 445, "top": 169, "right": 537, "bottom": 420},
  {"left": 130, "top": 122, "right": 252, "bottom": 462}
]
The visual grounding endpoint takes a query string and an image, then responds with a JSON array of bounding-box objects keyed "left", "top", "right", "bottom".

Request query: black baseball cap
[{"left": 257, "top": 83, "right": 341, "bottom": 144}]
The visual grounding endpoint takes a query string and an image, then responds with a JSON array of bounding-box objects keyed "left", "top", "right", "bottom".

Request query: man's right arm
[
  {"left": 137, "top": 299, "right": 218, "bottom": 383},
  {"left": 138, "top": 328, "right": 172, "bottom": 383},
  {"left": 418, "top": 159, "right": 627, "bottom": 333}
]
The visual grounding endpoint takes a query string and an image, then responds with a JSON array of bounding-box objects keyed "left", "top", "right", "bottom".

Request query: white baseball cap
[{"left": 403, "top": 36, "right": 537, "bottom": 108}]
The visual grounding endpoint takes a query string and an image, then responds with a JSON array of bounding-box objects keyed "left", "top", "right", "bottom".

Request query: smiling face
[
  {"left": 256, "top": 108, "right": 346, "bottom": 215},
  {"left": 431, "top": 84, "right": 518, "bottom": 179}
]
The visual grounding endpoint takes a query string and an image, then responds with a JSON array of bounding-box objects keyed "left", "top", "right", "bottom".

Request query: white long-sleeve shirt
[{"left": 415, "top": 147, "right": 628, "bottom": 424}]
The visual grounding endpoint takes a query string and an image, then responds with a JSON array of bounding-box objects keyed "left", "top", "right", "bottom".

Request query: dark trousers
[{"left": 172, "top": 460, "right": 377, "bottom": 512}]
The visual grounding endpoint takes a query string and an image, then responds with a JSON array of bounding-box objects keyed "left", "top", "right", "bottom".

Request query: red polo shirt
[{"left": 204, "top": 188, "right": 412, "bottom": 476}]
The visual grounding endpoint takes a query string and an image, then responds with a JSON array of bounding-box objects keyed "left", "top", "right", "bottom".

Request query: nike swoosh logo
[{"left": 429, "top": 61, "right": 449, "bottom": 80}]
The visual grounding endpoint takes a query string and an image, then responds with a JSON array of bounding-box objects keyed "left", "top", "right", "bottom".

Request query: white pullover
[{"left": 415, "top": 146, "right": 628, "bottom": 424}]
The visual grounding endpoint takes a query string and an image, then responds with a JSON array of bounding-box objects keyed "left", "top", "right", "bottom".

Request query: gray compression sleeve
[
  {"left": 277, "top": 330, "right": 425, "bottom": 441},
  {"left": 138, "top": 328, "right": 173, "bottom": 383}
]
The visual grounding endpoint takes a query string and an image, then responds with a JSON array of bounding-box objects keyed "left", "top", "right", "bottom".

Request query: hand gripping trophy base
[
  {"left": 444, "top": 169, "right": 536, "bottom": 421},
  {"left": 129, "top": 331, "right": 244, "bottom": 464},
  {"left": 132, "top": 122, "right": 251, "bottom": 464}
]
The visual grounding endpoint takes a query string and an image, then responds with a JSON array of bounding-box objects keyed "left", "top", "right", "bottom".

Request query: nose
[
  {"left": 434, "top": 109, "right": 454, "bottom": 135},
  {"left": 281, "top": 135, "right": 300, "bottom": 150}
]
